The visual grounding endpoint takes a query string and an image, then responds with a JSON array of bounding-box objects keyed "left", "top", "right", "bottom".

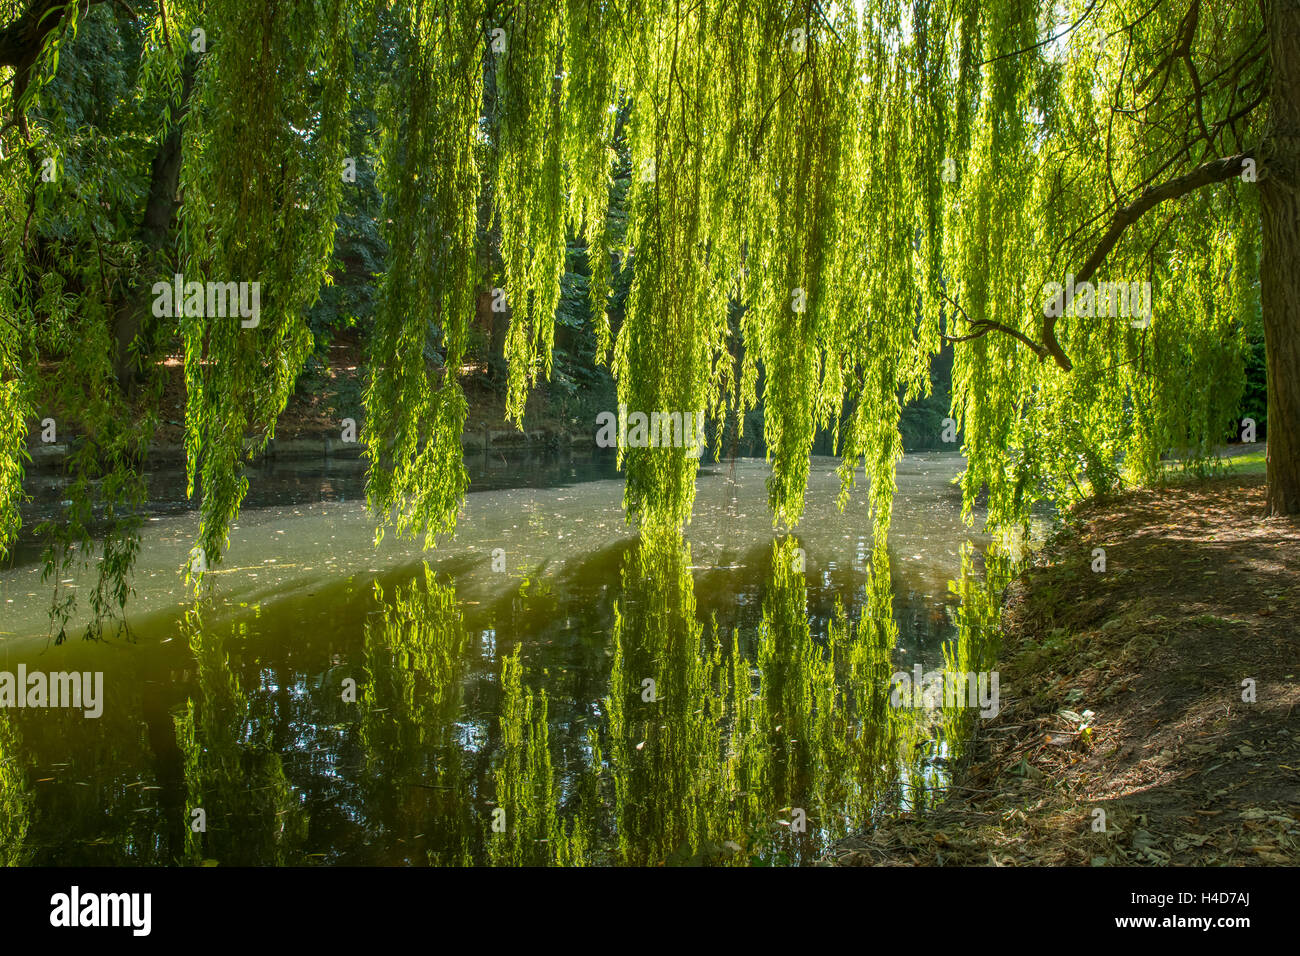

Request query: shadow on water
[{"left": 0, "top": 453, "right": 1022, "bottom": 865}]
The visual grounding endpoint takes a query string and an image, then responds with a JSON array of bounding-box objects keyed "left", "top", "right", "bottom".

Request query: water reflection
[
  {"left": 0, "top": 716, "right": 32, "bottom": 865},
  {"left": 0, "top": 517, "right": 1014, "bottom": 866},
  {"left": 898, "top": 540, "right": 1017, "bottom": 812},
  {"left": 0, "top": 522, "right": 1013, "bottom": 868},
  {"left": 175, "top": 606, "right": 307, "bottom": 865},
  {"left": 359, "top": 568, "right": 477, "bottom": 864}
]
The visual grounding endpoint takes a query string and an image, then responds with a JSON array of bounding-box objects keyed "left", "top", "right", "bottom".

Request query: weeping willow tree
[
  {"left": 0, "top": 0, "right": 1295, "bottom": 632},
  {"left": 177, "top": 0, "right": 356, "bottom": 573},
  {"left": 943, "top": 0, "right": 1281, "bottom": 520}
]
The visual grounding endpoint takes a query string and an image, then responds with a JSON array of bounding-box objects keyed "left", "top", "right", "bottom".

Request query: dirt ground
[{"left": 826, "top": 475, "right": 1300, "bottom": 866}]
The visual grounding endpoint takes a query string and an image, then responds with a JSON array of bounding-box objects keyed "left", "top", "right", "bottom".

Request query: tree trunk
[
  {"left": 479, "top": 287, "right": 509, "bottom": 385},
  {"left": 1260, "top": 0, "right": 1300, "bottom": 515},
  {"left": 113, "top": 64, "right": 195, "bottom": 390}
]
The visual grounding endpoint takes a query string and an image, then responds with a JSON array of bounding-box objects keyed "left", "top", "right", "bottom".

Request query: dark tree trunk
[
  {"left": 112, "top": 65, "right": 195, "bottom": 390},
  {"left": 479, "top": 287, "right": 509, "bottom": 385},
  {"left": 1261, "top": 0, "right": 1300, "bottom": 515}
]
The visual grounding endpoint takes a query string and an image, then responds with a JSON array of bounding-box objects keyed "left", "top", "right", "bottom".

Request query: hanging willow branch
[
  {"left": 947, "top": 152, "right": 1257, "bottom": 373},
  {"left": 939, "top": 285, "right": 1051, "bottom": 360},
  {"left": 1037, "top": 150, "right": 1257, "bottom": 371},
  {"left": 0, "top": 0, "right": 1271, "bottom": 599}
]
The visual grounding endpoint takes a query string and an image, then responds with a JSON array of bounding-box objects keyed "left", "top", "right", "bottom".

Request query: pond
[{"left": 0, "top": 451, "right": 1014, "bottom": 866}]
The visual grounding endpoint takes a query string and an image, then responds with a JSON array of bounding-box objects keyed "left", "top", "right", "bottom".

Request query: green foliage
[
  {"left": 0, "top": 0, "right": 1274, "bottom": 626},
  {"left": 178, "top": 0, "right": 355, "bottom": 575},
  {"left": 362, "top": 0, "right": 479, "bottom": 549},
  {"left": 946, "top": 0, "right": 1263, "bottom": 521},
  {"left": 0, "top": 716, "right": 32, "bottom": 865},
  {"left": 4, "top": 4, "right": 159, "bottom": 637}
]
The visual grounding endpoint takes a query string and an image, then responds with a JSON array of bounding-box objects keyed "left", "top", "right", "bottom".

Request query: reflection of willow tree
[
  {"left": 754, "top": 539, "right": 919, "bottom": 851},
  {"left": 358, "top": 565, "right": 590, "bottom": 866},
  {"left": 487, "top": 646, "right": 590, "bottom": 866},
  {"left": 606, "top": 532, "right": 743, "bottom": 865},
  {"left": 893, "top": 541, "right": 1020, "bottom": 812},
  {"left": 0, "top": 717, "right": 32, "bottom": 865},
  {"left": 359, "top": 565, "right": 475, "bottom": 865},
  {"left": 939, "top": 542, "right": 1017, "bottom": 752},
  {"left": 174, "top": 607, "right": 307, "bottom": 865},
  {"left": 337, "top": 534, "right": 986, "bottom": 867},
  {"left": 603, "top": 534, "right": 918, "bottom": 865}
]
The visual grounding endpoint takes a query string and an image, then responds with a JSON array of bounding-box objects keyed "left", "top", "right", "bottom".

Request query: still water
[{"left": 0, "top": 452, "right": 1013, "bottom": 865}]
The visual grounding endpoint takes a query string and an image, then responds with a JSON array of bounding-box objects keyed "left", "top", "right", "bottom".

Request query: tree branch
[
  {"left": 938, "top": 286, "right": 1051, "bottom": 360},
  {"left": 1039, "top": 150, "right": 1255, "bottom": 371},
  {"left": 980, "top": 0, "right": 1101, "bottom": 67},
  {"left": 0, "top": 0, "right": 108, "bottom": 69}
]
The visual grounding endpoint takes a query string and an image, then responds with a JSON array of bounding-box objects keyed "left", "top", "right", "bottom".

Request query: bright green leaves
[
  {"left": 607, "top": 2, "right": 928, "bottom": 536},
  {"left": 482, "top": 2, "right": 627, "bottom": 425},
  {"left": 0, "top": 0, "right": 1270, "bottom": 619},
  {"left": 561, "top": 0, "right": 622, "bottom": 365},
  {"left": 490, "top": 2, "right": 570, "bottom": 425},
  {"left": 0, "top": 379, "right": 28, "bottom": 565},
  {"left": 179, "top": 0, "right": 355, "bottom": 575},
  {"left": 362, "top": 0, "right": 482, "bottom": 549},
  {"left": 610, "top": 0, "right": 727, "bottom": 531},
  {"left": 943, "top": 0, "right": 1264, "bottom": 523}
]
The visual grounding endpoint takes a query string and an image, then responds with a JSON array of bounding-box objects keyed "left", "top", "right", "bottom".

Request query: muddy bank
[{"left": 826, "top": 475, "right": 1300, "bottom": 866}]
